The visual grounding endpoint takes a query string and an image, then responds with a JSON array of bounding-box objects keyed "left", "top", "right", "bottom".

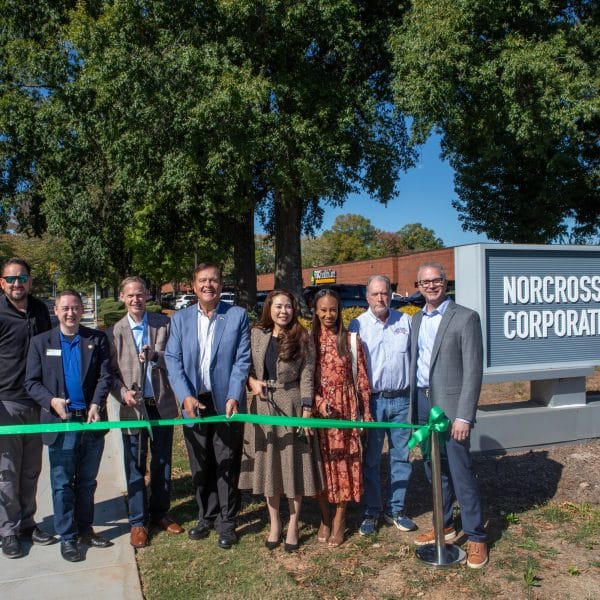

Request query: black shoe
[
  {"left": 1, "top": 535, "right": 23, "bottom": 558},
  {"left": 217, "top": 532, "right": 238, "bottom": 550},
  {"left": 188, "top": 521, "right": 211, "bottom": 541},
  {"left": 284, "top": 541, "right": 299, "bottom": 553},
  {"left": 60, "top": 540, "right": 83, "bottom": 562},
  {"left": 79, "top": 531, "right": 113, "bottom": 548},
  {"left": 264, "top": 538, "right": 281, "bottom": 550},
  {"left": 20, "top": 526, "right": 57, "bottom": 546}
]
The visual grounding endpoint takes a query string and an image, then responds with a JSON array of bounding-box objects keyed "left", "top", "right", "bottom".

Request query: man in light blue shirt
[{"left": 349, "top": 275, "right": 417, "bottom": 535}]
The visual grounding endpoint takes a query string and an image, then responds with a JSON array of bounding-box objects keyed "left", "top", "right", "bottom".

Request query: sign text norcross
[
  {"left": 454, "top": 245, "right": 600, "bottom": 370},
  {"left": 503, "top": 275, "right": 600, "bottom": 339}
]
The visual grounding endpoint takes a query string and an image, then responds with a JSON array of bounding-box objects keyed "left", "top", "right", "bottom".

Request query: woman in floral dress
[{"left": 312, "top": 288, "right": 371, "bottom": 547}]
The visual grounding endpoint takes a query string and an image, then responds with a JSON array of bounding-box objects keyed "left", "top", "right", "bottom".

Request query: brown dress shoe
[
  {"left": 130, "top": 526, "right": 149, "bottom": 548},
  {"left": 153, "top": 517, "right": 184, "bottom": 534}
]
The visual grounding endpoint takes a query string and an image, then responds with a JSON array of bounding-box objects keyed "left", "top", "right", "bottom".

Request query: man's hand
[
  {"left": 139, "top": 344, "right": 156, "bottom": 363},
  {"left": 50, "top": 397, "right": 68, "bottom": 420},
  {"left": 451, "top": 419, "right": 471, "bottom": 442},
  {"left": 183, "top": 395, "right": 206, "bottom": 417},
  {"left": 123, "top": 389, "right": 139, "bottom": 408},
  {"left": 225, "top": 399, "right": 239, "bottom": 418},
  {"left": 87, "top": 404, "right": 100, "bottom": 423}
]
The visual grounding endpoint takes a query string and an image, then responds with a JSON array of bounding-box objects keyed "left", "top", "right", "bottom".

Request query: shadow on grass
[{"left": 167, "top": 444, "right": 563, "bottom": 548}]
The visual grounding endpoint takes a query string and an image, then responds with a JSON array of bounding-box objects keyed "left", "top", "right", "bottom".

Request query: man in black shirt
[{"left": 0, "top": 258, "right": 55, "bottom": 558}]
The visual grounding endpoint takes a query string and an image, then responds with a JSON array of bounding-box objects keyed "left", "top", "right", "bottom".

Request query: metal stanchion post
[{"left": 416, "top": 429, "right": 465, "bottom": 567}]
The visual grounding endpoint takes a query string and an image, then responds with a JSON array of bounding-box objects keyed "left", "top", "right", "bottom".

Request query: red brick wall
[{"left": 257, "top": 247, "right": 455, "bottom": 294}]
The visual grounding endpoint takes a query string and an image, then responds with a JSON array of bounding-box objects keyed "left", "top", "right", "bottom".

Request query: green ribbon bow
[{"left": 407, "top": 405, "right": 451, "bottom": 457}]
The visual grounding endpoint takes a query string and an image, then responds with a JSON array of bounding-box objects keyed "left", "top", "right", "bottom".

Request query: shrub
[
  {"left": 102, "top": 310, "right": 127, "bottom": 328},
  {"left": 399, "top": 305, "right": 420, "bottom": 316},
  {"left": 98, "top": 299, "right": 124, "bottom": 318},
  {"left": 146, "top": 301, "right": 162, "bottom": 313}
]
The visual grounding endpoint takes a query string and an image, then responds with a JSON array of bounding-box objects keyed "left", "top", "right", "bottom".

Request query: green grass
[{"left": 136, "top": 431, "right": 600, "bottom": 599}]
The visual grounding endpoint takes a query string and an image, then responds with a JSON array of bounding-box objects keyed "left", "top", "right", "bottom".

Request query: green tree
[
  {"left": 392, "top": 0, "right": 599, "bottom": 242},
  {"left": 232, "top": 1, "right": 415, "bottom": 297},
  {"left": 3, "top": 1, "right": 415, "bottom": 299},
  {"left": 255, "top": 234, "right": 275, "bottom": 275},
  {"left": 0, "top": 232, "right": 69, "bottom": 293},
  {"left": 320, "top": 214, "right": 378, "bottom": 263},
  {"left": 395, "top": 223, "right": 444, "bottom": 251}
]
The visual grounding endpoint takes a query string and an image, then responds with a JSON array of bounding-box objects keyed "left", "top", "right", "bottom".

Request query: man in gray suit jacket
[
  {"left": 409, "top": 261, "right": 488, "bottom": 569},
  {"left": 110, "top": 277, "right": 182, "bottom": 549},
  {"left": 165, "top": 262, "right": 251, "bottom": 550}
]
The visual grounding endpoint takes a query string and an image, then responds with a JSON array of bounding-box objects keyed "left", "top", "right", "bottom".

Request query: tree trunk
[
  {"left": 274, "top": 192, "right": 304, "bottom": 302},
  {"left": 231, "top": 208, "right": 257, "bottom": 308}
]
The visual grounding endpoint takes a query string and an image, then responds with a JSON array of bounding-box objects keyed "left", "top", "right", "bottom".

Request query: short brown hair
[
  {"left": 2, "top": 257, "right": 31, "bottom": 276},
  {"left": 55, "top": 289, "right": 83, "bottom": 305},
  {"left": 193, "top": 262, "right": 222, "bottom": 281},
  {"left": 119, "top": 276, "right": 148, "bottom": 292}
]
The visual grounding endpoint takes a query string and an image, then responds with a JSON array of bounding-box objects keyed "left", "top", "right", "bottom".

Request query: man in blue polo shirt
[{"left": 25, "top": 290, "right": 113, "bottom": 562}]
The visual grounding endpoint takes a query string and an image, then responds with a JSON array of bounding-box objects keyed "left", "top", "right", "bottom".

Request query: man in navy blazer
[
  {"left": 409, "top": 262, "right": 488, "bottom": 569},
  {"left": 165, "top": 262, "right": 251, "bottom": 550},
  {"left": 25, "top": 290, "right": 113, "bottom": 562}
]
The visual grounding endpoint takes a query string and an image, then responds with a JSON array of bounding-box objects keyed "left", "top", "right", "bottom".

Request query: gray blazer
[
  {"left": 109, "top": 311, "right": 178, "bottom": 433},
  {"left": 409, "top": 299, "right": 483, "bottom": 424}
]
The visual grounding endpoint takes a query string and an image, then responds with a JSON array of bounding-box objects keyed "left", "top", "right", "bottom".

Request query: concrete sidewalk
[{"left": 0, "top": 397, "right": 143, "bottom": 600}]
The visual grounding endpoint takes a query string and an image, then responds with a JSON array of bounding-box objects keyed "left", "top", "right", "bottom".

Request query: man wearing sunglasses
[{"left": 0, "top": 258, "right": 55, "bottom": 559}]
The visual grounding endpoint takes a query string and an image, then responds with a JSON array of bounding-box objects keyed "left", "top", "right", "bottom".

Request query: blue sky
[{"left": 318, "top": 134, "right": 490, "bottom": 248}]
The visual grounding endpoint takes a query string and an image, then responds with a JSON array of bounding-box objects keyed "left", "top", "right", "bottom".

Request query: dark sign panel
[{"left": 485, "top": 248, "right": 600, "bottom": 367}]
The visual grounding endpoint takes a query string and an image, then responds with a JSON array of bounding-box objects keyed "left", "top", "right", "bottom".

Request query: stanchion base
[{"left": 415, "top": 543, "right": 466, "bottom": 568}]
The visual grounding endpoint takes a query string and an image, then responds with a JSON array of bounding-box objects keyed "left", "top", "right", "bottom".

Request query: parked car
[
  {"left": 303, "top": 283, "right": 409, "bottom": 311},
  {"left": 256, "top": 291, "right": 269, "bottom": 311},
  {"left": 220, "top": 292, "right": 235, "bottom": 305},
  {"left": 174, "top": 294, "right": 197, "bottom": 310}
]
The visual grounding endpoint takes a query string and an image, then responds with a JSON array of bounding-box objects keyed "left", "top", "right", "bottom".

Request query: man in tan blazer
[{"left": 109, "top": 277, "right": 182, "bottom": 548}]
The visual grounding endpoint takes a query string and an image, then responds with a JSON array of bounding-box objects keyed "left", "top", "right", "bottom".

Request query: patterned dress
[
  {"left": 239, "top": 328, "right": 324, "bottom": 498},
  {"left": 314, "top": 328, "right": 371, "bottom": 503}
]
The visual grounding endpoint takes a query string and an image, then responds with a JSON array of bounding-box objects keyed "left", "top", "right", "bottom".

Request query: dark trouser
[
  {"left": 122, "top": 404, "right": 174, "bottom": 527},
  {"left": 48, "top": 430, "right": 105, "bottom": 542},
  {"left": 417, "top": 389, "right": 486, "bottom": 543},
  {"left": 182, "top": 397, "right": 242, "bottom": 536},
  {"left": 0, "top": 401, "right": 43, "bottom": 536}
]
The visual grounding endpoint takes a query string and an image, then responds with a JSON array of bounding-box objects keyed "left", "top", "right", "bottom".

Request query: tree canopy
[
  {"left": 392, "top": 0, "right": 599, "bottom": 242},
  {"left": 2, "top": 1, "right": 415, "bottom": 295}
]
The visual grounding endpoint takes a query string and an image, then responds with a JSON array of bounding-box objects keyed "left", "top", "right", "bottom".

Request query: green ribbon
[
  {"left": 406, "top": 405, "right": 451, "bottom": 457},
  {"left": 0, "top": 408, "right": 451, "bottom": 451}
]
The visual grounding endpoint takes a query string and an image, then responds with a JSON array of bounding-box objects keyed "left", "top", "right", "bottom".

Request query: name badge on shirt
[{"left": 46, "top": 349, "right": 62, "bottom": 356}]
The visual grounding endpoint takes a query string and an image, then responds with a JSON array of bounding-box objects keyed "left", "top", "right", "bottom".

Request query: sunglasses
[{"left": 2, "top": 275, "right": 29, "bottom": 283}]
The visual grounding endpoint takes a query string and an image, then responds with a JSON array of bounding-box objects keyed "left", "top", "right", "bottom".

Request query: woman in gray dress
[{"left": 239, "top": 290, "right": 323, "bottom": 552}]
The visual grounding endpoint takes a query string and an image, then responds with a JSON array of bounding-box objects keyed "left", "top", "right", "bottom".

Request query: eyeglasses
[
  {"left": 2, "top": 275, "right": 29, "bottom": 284},
  {"left": 417, "top": 278, "right": 444, "bottom": 288}
]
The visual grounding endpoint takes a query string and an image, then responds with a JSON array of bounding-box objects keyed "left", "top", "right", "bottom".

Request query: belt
[
  {"left": 67, "top": 409, "right": 87, "bottom": 421},
  {"left": 418, "top": 387, "right": 430, "bottom": 398},
  {"left": 143, "top": 396, "right": 156, "bottom": 406},
  {"left": 374, "top": 388, "right": 409, "bottom": 399}
]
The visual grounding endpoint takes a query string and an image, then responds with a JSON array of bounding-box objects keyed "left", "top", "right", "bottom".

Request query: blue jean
[
  {"left": 122, "top": 405, "right": 174, "bottom": 527},
  {"left": 48, "top": 430, "right": 105, "bottom": 541},
  {"left": 362, "top": 392, "right": 412, "bottom": 517},
  {"left": 417, "top": 388, "right": 486, "bottom": 542}
]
